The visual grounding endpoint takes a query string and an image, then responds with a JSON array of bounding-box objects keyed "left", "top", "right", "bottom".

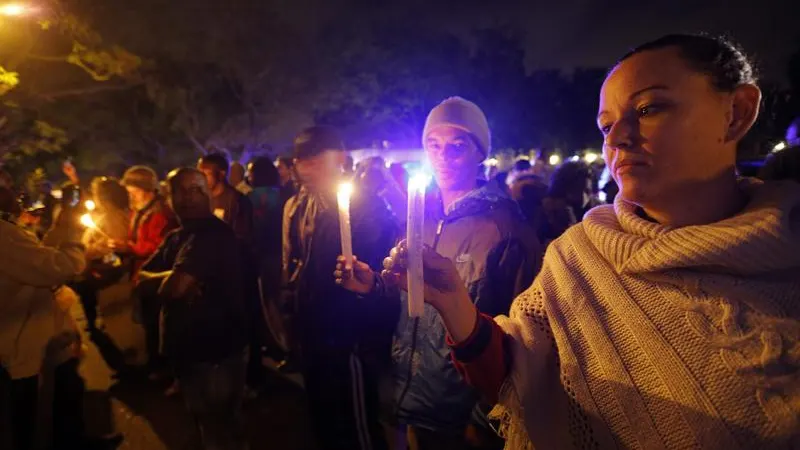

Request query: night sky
[
  {"left": 271, "top": 0, "right": 798, "bottom": 82},
  {"left": 88, "top": 0, "right": 798, "bottom": 84},
  {"left": 513, "top": 0, "right": 798, "bottom": 83}
]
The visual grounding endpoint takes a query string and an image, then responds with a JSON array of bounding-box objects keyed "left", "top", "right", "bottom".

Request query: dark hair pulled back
[{"left": 618, "top": 34, "right": 757, "bottom": 92}]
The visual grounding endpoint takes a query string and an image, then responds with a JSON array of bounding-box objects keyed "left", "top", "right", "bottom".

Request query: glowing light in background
[
  {"left": 584, "top": 152, "right": 600, "bottom": 164},
  {"left": 0, "top": 3, "right": 30, "bottom": 16},
  {"left": 85, "top": 199, "right": 96, "bottom": 211},
  {"left": 483, "top": 157, "right": 498, "bottom": 167},
  {"left": 569, "top": 155, "right": 580, "bottom": 162},
  {"left": 548, "top": 154, "right": 561, "bottom": 166},
  {"left": 772, "top": 142, "right": 787, "bottom": 153}
]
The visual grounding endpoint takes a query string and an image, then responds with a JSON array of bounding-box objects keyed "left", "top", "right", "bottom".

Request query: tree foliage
[{"left": 1, "top": 0, "right": 798, "bottom": 185}]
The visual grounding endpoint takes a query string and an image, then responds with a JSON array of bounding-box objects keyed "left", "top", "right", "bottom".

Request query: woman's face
[{"left": 597, "top": 47, "right": 756, "bottom": 207}]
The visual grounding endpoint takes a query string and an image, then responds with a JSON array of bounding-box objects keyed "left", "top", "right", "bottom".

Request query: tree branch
[
  {"left": 184, "top": 130, "right": 207, "bottom": 155},
  {"left": 27, "top": 54, "right": 69, "bottom": 62},
  {"left": 36, "top": 82, "right": 141, "bottom": 101}
]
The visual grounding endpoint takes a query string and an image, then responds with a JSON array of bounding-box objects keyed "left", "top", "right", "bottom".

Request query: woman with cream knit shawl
[{"left": 372, "top": 34, "right": 800, "bottom": 449}]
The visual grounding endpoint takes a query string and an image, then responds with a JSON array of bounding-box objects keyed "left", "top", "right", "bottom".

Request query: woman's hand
[
  {"left": 381, "top": 240, "right": 469, "bottom": 313},
  {"left": 382, "top": 240, "right": 477, "bottom": 341},
  {"left": 334, "top": 256, "right": 376, "bottom": 295}
]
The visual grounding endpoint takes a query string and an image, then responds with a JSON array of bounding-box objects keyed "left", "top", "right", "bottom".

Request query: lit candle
[
  {"left": 85, "top": 199, "right": 96, "bottom": 211},
  {"left": 337, "top": 182, "right": 354, "bottom": 270},
  {"left": 80, "top": 213, "right": 97, "bottom": 229},
  {"left": 406, "top": 172, "right": 431, "bottom": 318},
  {"left": 80, "top": 213, "right": 110, "bottom": 239}
]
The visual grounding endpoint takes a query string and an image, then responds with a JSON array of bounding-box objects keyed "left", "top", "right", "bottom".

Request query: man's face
[
  {"left": 277, "top": 162, "right": 292, "bottom": 184},
  {"left": 197, "top": 162, "right": 224, "bottom": 191},
  {"left": 293, "top": 150, "right": 344, "bottom": 193},
  {"left": 425, "top": 126, "right": 483, "bottom": 191},
  {"left": 168, "top": 172, "right": 210, "bottom": 219}
]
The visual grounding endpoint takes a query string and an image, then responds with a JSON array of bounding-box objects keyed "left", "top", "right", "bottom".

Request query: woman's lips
[{"left": 615, "top": 160, "right": 648, "bottom": 176}]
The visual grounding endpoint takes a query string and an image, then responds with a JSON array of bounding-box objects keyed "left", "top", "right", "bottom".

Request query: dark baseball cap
[{"left": 293, "top": 126, "right": 345, "bottom": 160}]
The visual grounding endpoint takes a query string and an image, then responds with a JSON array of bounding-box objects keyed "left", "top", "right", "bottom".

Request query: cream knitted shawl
[{"left": 493, "top": 179, "right": 800, "bottom": 449}]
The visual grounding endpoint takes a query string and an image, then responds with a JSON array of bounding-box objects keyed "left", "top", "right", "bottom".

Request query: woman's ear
[{"left": 725, "top": 84, "right": 761, "bottom": 143}]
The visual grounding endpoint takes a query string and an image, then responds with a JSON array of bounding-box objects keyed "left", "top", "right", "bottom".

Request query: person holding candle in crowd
[
  {"left": 282, "top": 125, "right": 398, "bottom": 450},
  {"left": 115, "top": 165, "right": 177, "bottom": 379},
  {"left": 377, "top": 35, "right": 800, "bottom": 448},
  {"left": 72, "top": 177, "right": 130, "bottom": 333},
  {"left": 336, "top": 97, "right": 541, "bottom": 449}
]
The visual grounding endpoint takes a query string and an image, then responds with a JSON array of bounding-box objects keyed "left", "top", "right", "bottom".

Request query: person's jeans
[{"left": 176, "top": 349, "right": 248, "bottom": 450}]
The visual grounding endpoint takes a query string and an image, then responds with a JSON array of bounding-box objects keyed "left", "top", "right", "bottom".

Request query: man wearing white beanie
[{"left": 337, "top": 97, "right": 543, "bottom": 448}]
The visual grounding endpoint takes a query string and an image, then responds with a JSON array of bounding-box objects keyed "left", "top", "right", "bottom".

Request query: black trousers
[
  {"left": 71, "top": 278, "right": 100, "bottom": 330},
  {"left": 139, "top": 291, "right": 164, "bottom": 370},
  {"left": 6, "top": 359, "right": 85, "bottom": 450},
  {"left": 303, "top": 346, "right": 388, "bottom": 450}
]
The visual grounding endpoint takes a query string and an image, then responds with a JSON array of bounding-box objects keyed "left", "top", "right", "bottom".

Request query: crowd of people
[{"left": 1, "top": 32, "right": 799, "bottom": 450}]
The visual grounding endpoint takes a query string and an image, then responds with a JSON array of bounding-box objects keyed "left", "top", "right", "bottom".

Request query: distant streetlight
[
  {"left": 772, "top": 141, "right": 787, "bottom": 153},
  {"left": 548, "top": 154, "right": 561, "bottom": 166},
  {"left": 584, "top": 152, "right": 600, "bottom": 164},
  {"left": 0, "top": 3, "right": 30, "bottom": 16}
]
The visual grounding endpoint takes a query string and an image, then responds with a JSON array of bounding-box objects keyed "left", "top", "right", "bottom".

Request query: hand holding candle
[
  {"left": 80, "top": 213, "right": 96, "bottom": 229},
  {"left": 80, "top": 213, "right": 110, "bottom": 239},
  {"left": 406, "top": 172, "right": 431, "bottom": 317},
  {"left": 337, "top": 182, "right": 354, "bottom": 271}
]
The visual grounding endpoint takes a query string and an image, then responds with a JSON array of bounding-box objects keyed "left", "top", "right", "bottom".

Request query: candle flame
[
  {"left": 408, "top": 172, "right": 432, "bottom": 192},
  {"left": 0, "top": 3, "right": 28, "bottom": 16},
  {"left": 80, "top": 213, "right": 96, "bottom": 229},
  {"left": 337, "top": 182, "right": 354, "bottom": 198},
  {"left": 85, "top": 200, "right": 96, "bottom": 211}
]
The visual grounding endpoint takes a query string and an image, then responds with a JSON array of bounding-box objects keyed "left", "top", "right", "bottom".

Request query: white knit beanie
[{"left": 422, "top": 97, "right": 491, "bottom": 157}]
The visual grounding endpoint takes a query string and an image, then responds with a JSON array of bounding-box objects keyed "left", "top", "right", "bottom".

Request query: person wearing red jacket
[
  {"left": 113, "top": 165, "right": 177, "bottom": 376},
  {"left": 113, "top": 166, "right": 177, "bottom": 278}
]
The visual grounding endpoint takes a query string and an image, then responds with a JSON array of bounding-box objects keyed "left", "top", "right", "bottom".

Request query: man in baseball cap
[{"left": 283, "top": 125, "right": 398, "bottom": 450}]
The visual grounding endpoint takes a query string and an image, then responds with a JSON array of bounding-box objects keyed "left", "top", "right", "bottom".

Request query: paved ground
[{"left": 3, "top": 282, "right": 316, "bottom": 450}]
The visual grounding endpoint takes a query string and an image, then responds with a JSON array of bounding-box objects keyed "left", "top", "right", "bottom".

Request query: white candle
[
  {"left": 80, "top": 213, "right": 110, "bottom": 239},
  {"left": 80, "top": 213, "right": 97, "bottom": 229},
  {"left": 337, "top": 182, "right": 354, "bottom": 270},
  {"left": 406, "top": 172, "right": 430, "bottom": 318}
]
